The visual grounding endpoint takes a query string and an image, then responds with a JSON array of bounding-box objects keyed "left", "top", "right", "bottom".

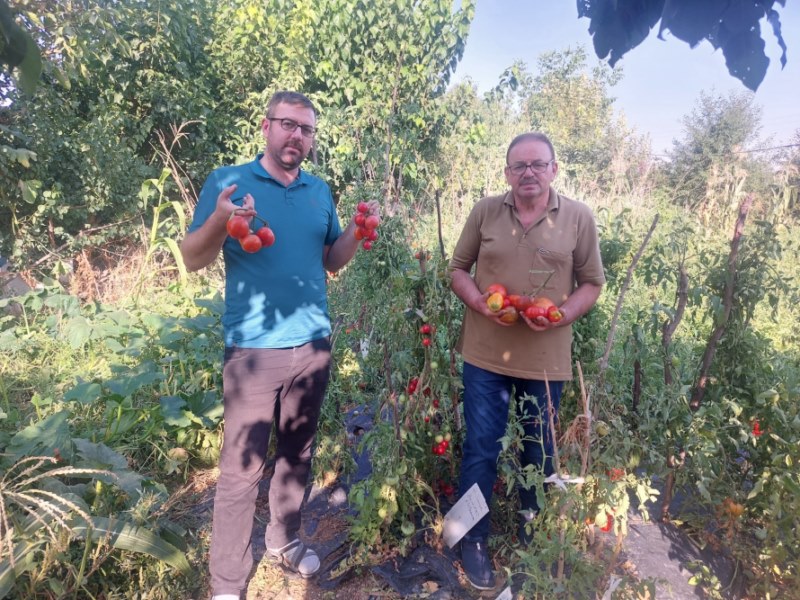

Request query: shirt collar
[
  {"left": 250, "top": 153, "right": 309, "bottom": 186},
  {"left": 502, "top": 188, "right": 560, "bottom": 211}
]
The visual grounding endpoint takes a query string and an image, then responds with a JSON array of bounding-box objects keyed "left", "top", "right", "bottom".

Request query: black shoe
[{"left": 460, "top": 539, "right": 496, "bottom": 590}]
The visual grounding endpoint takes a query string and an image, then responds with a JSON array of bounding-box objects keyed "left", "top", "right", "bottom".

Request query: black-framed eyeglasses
[
  {"left": 507, "top": 160, "right": 554, "bottom": 176},
  {"left": 267, "top": 117, "right": 316, "bottom": 138}
]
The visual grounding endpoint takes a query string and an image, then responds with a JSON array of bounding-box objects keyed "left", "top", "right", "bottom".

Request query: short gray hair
[{"left": 506, "top": 132, "right": 555, "bottom": 163}]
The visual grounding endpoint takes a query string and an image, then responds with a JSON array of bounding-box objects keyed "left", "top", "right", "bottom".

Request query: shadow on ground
[{"left": 188, "top": 405, "right": 744, "bottom": 599}]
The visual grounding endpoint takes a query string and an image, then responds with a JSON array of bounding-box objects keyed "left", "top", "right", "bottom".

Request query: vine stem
[
  {"left": 232, "top": 207, "right": 270, "bottom": 228},
  {"left": 598, "top": 213, "right": 660, "bottom": 388}
]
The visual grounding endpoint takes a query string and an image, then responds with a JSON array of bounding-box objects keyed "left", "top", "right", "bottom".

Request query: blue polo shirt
[{"left": 189, "top": 154, "right": 342, "bottom": 348}]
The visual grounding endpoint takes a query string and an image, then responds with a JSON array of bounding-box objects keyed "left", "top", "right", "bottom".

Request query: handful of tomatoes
[
  {"left": 484, "top": 283, "right": 563, "bottom": 324},
  {"left": 353, "top": 201, "right": 380, "bottom": 250},
  {"left": 226, "top": 209, "right": 276, "bottom": 253}
]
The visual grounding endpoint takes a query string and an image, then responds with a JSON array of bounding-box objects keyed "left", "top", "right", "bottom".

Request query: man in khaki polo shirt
[{"left": 450, "top": 132, "right": 605, "bottom": 590}]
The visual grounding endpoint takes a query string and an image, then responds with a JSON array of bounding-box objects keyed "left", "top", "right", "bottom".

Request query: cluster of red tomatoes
[
  {"left": 419, "top": 323, "right": 435, "bottom": 347},
  {"left": 435, "top": 479, "right": 456, "bottom": 497},
  {"left": 353, "top": 202, "right": 380, "bottom": 250},
  {"left": 431, "top": 432, "right": 451, "bottom": 455},
  {"left": 226, "top": 211, "right": 275, "bottom": 253},
  {"left": 485, "top": 283, "right": 563, "bottom": 324}
]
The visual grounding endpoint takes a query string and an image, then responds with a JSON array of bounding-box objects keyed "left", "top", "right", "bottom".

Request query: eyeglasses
[
  {"left": 507, "top": 160, "right": 554, "bottom": 176},
  {"left": 267, "top": 117, "right": 316, "bottom": 138}
]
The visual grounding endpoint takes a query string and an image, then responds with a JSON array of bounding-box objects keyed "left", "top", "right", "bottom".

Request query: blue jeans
[{"left": 459, "top": 362, "right": 563, "bottom": 542}]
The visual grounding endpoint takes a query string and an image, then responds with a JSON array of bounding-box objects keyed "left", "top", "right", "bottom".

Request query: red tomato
[
  {"left": 420, "top": 324, "right": 432, "bottom": 334},
  {"left": 240, "top": 234, "right": 262, "bottom": 253},
  {"left": 362, "top": 240, "right": 372, "bottom": 250},
  {"left": 364, "top": 215, "right": 380, "bottom": 230},
  {"left": 422, "top": 337, "right": 431, "bottom": 347},
  {"left": 486, "top": 283, "right": 507, "bottom": 297},
  {"left": 367, "top": 229, "right": 378, "bottom": 241},
  {"left": 355, "top": 227, "right": 365, "bottom": 240},
  {"left": 600, "top": 512, "right": 614, "bottom": 532},
  {"left": 515, "top": 295, "right": 533, "bottom": 311},
  {"left": 531, "top": 296, "right": 556, "bottom": 310},
  {"left": 547, "top": 306, "right": 563, "bottom": 323},
  {"left": 524, "top": 305, "right": 547, "bottom": 319},
  {"left": 226, "top": 215, "right": 250, "bottom": 239},
  {"left": 357, "top": 201, "right": 369, "bottom": 213},
  {"left": 355, "top": 214, "right": 366, "bottom": 226},
  {"left": 255, "top": 226, "right": 275, "bottom": 247}
]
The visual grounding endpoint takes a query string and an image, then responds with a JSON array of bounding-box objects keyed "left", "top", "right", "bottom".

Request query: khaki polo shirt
[{"left": 450, "top": 188, "right": 605, "bottom": 380}]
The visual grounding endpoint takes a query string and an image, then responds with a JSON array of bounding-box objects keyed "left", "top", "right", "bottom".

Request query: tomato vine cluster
[
  {"left": 353, "top": 201, "right": 380, "bottom": 250},
  {"left": 419, "top": 322, "right": 434, "bottom": 347},
  {"left": 226, "top": 210, "right": 276, "bottom": 253}
]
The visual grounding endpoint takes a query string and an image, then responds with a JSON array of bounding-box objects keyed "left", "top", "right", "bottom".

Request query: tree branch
[{"left": 689, "top": 194, "right": 753, "bottom": 411}]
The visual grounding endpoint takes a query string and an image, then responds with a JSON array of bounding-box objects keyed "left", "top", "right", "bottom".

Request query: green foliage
[
  {"left": 325, "top": 209, "right": 464, "bottom": 555},
  {"left": 1, "top": 1, "right": 799, "bottom": 595},
  {"left": 665, "top": 91, "right": 767, "bottom": 222},
  {"left": 1, "top": 0, "right": 475, "bottom": 270}
]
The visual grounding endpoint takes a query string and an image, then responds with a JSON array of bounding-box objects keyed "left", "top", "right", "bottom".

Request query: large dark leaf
[
  {"left": 659, "top": 0, "right": 728, "bottom": 47},
  {"left": 578, "top": 0, "right": 666, "bottom": 66},
  {"left": 720, "top": 26, "right": 770, "bottom": 92},
  {"left": 580, "top": 0, "right": 787, "bottom": 90}
]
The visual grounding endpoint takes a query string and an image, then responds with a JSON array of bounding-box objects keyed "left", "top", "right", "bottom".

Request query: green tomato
[{"left": 401, "top": 520, "right": 416, "bottom": 536}]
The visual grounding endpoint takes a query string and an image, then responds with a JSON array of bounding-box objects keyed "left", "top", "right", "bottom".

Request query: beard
[{"left": 269, "top": 140, "right": 308, "bottom": 170}]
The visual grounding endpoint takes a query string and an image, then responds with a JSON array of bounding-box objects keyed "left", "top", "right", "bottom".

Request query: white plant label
[{"left": 442, "top": 483, "right": 489, "bottom": 548}]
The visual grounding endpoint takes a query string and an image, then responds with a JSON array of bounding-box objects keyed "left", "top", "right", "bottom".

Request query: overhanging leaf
[{"left": 16, "top": 30, "right": 42, "bottom": 94}]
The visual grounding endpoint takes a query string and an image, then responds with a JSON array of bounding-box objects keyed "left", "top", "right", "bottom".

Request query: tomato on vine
[
  {"left": 256, "top": 226, "right": 276, "bottom": 247},
  {"left": 226, "top": 215, "right": 250, "bottom": 239},
  {"left": 240, "top": 234, "right": 262, "bottom": 253}
]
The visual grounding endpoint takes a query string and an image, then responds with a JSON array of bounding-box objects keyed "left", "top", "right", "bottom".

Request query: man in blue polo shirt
[{"left": 181, "top": 91, "right": 378, "bottom": 600}]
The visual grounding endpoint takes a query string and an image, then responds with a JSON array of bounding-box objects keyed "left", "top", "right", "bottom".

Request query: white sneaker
[{"left": 266, "top": 538, "right": 320, "bottom": 578}]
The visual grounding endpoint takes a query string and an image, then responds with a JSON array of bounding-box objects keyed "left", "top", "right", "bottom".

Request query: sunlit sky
[{"left": 451, "top": 0, "right": 799, "bottom": 156}]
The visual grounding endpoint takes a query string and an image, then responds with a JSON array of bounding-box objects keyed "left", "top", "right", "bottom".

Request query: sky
[{"left": 450, "top": 1, "right": 800, "bottom": 156}]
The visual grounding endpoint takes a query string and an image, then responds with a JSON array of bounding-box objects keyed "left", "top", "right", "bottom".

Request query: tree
[
  {"left": 578, "top": 0, "right": 788, "bottom": 91},
  {"left": 664, "top": 90, "right": 769, "bottom": 221},
  {"left": 1, "top": 0, "right": 476, "bottom": 267},
  {"left": 521, "top": 47, "right": 651, "bottom": 196}
]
